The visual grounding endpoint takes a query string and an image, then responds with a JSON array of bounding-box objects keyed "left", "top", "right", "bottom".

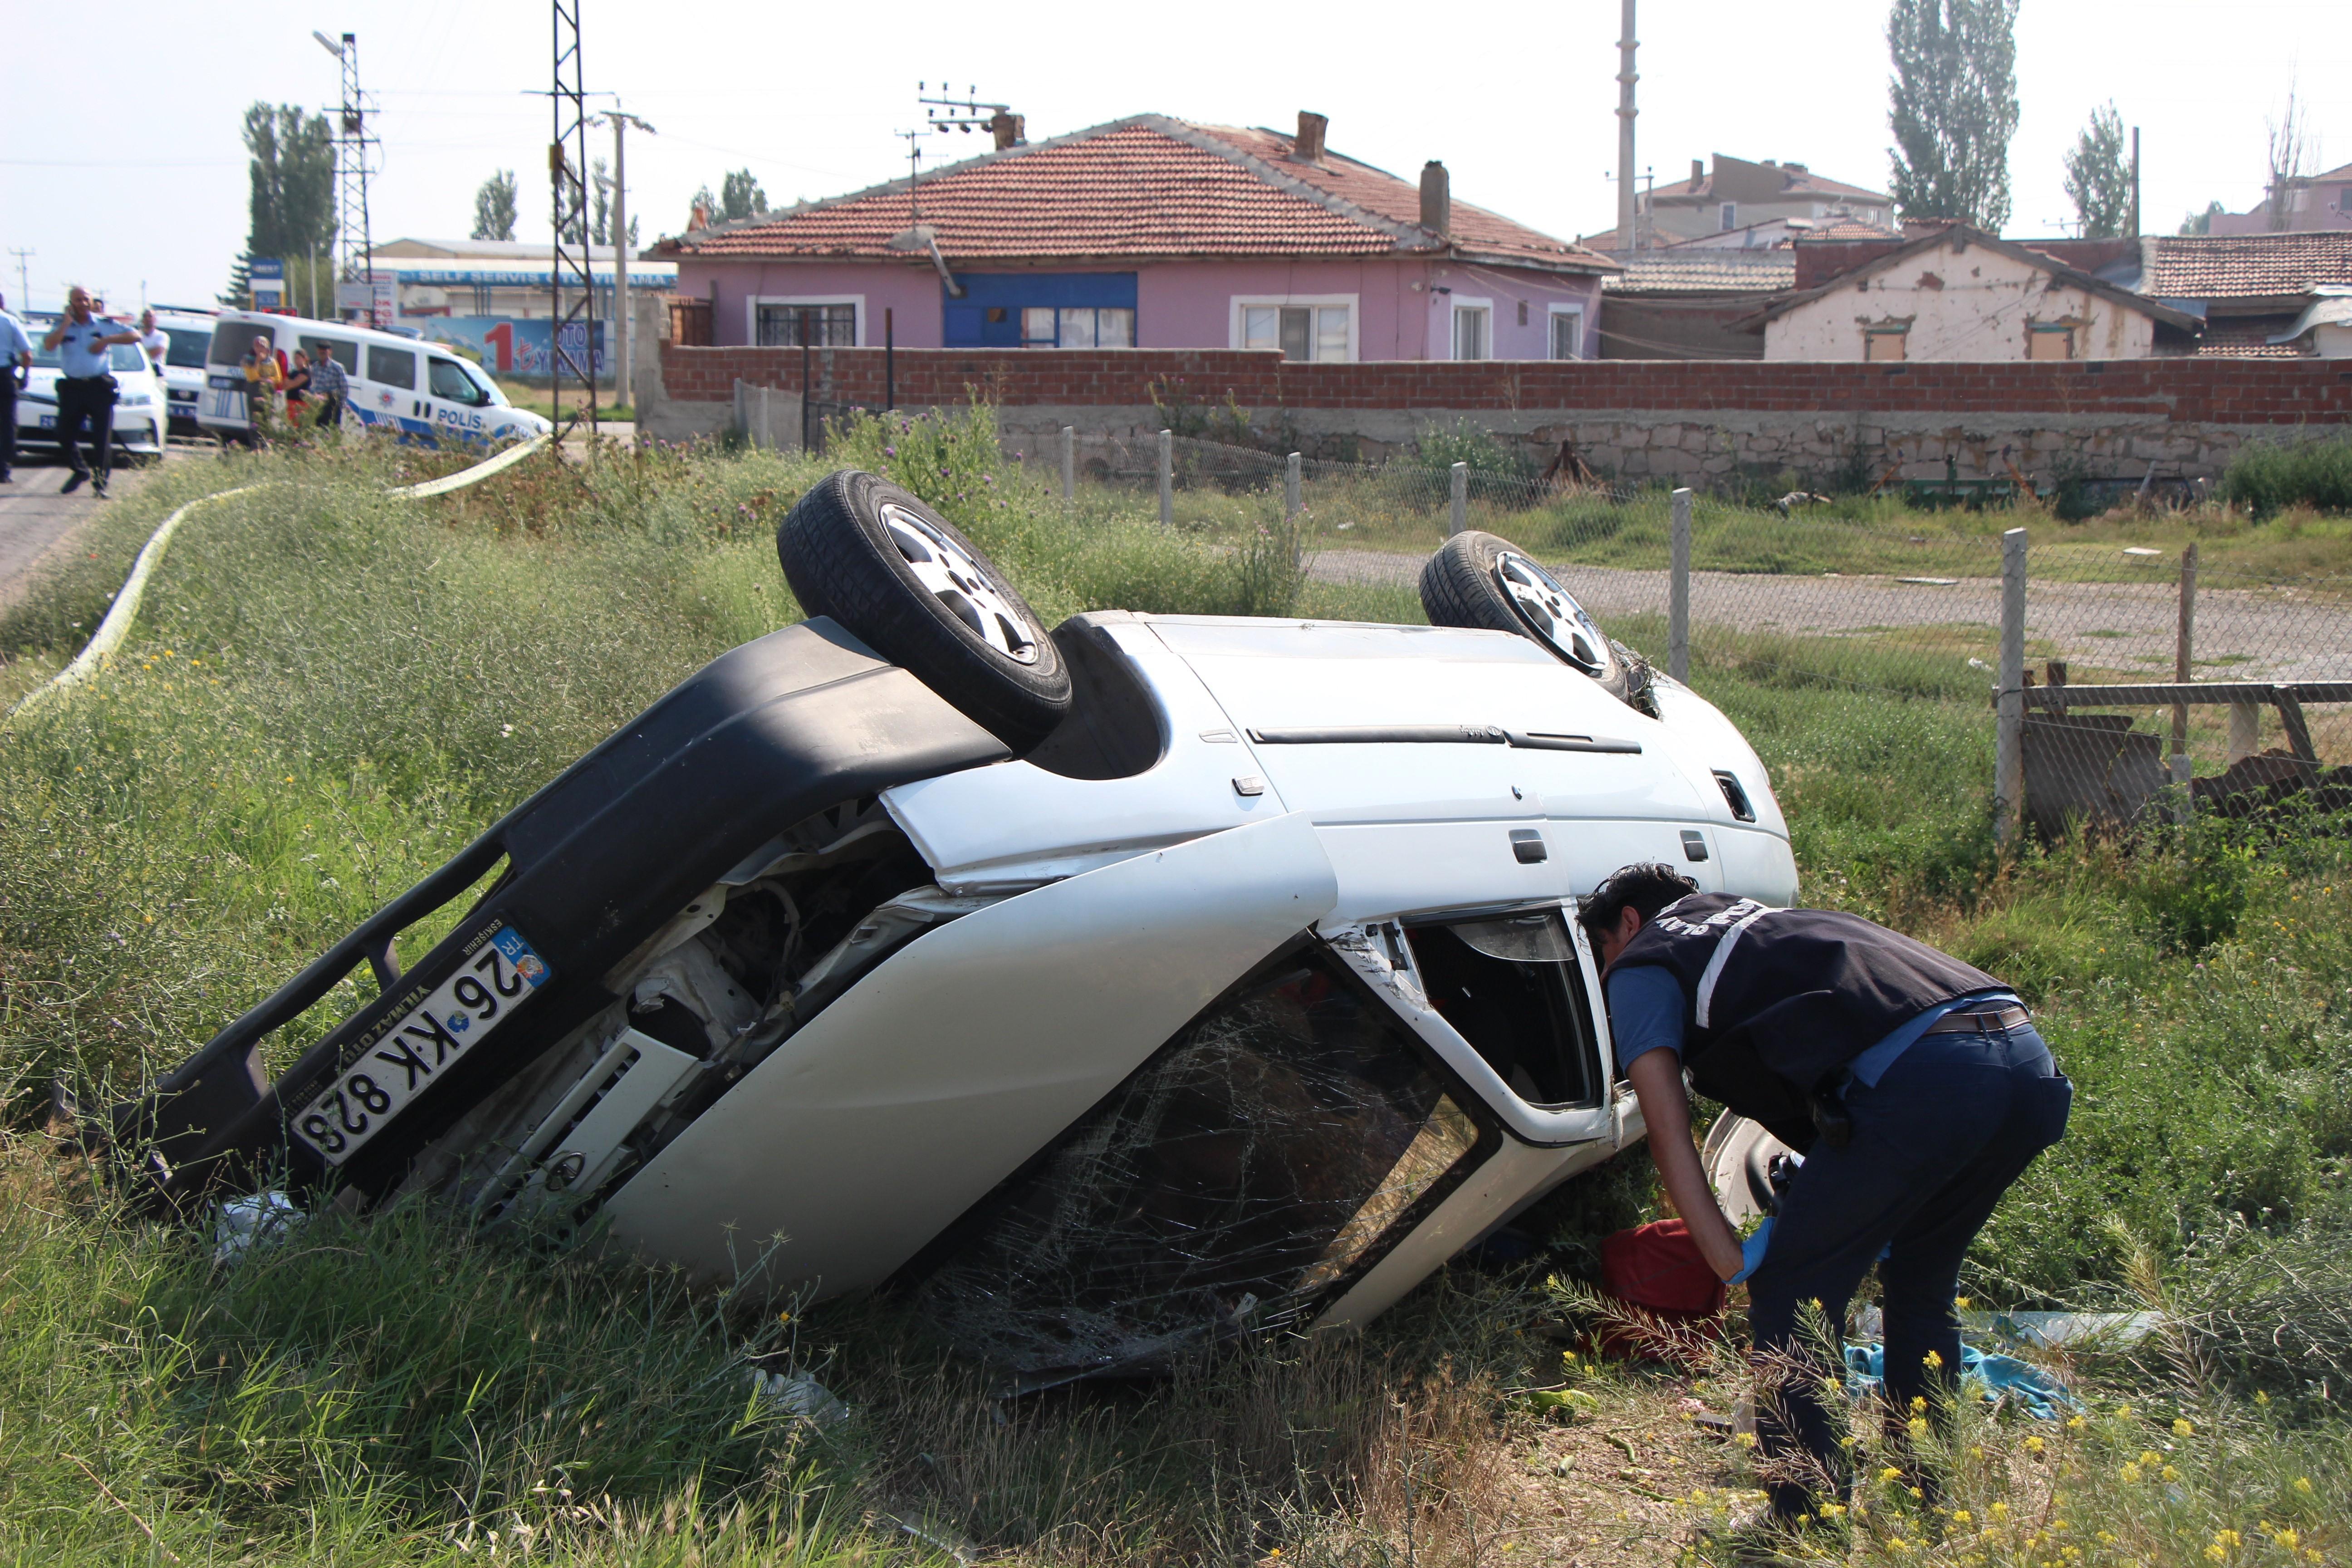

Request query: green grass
[{"left": 0, "top": 416, "right": 2345, "bottom": 1564}]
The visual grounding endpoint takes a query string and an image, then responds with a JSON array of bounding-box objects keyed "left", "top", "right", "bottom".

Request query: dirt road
[
  {"left": 1312, "top": 547, "right": 2352, "bottom": 682},
  {"left": 0, "top": 466, "right": 111, "bottom": 612}
]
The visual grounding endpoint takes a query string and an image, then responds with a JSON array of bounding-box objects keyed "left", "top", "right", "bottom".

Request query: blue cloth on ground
[{"left": 1842, "top": 1339, "right": 2079, "bottom": 1420}]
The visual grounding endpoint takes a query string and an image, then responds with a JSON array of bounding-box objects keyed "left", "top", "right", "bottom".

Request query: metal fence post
[
  {"left": 1285, "top": 452, "right": 1302, "bottom": 521},
  {"left": 1448, "top": 462, "right": 1468, "bottom": 536},
  {"left": 1995, "top": 527, "right": 2028, "bottom": 847},
  {"left": 2172, "top": 543, "right": 2198, "bottom": 815},
  {"left": 1669, "top": 487, "right": 1692, "bottom": 684},
  {"left": 1060, "top": 426, "right": 1076, "bottom": 505},
  {"left": 1157, "top": 429, "right": 1173, "bottom": 528}
]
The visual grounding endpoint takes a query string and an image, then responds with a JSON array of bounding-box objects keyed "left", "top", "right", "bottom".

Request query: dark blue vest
[{"left": 1612, "top": 893, "right": 2003, "bottom": 1145}]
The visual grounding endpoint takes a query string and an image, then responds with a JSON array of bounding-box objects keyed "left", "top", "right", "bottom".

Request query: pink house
[{"left": 651, "top": 113, "right": 1617, "bottom": 363}]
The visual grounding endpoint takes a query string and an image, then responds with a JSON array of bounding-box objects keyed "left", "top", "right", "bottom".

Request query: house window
[
  {"left": 757, "top": 302, "right": 856, "bottom": 347},
  {"left": 1452, "top": 304, "right": 1490, "bottom": 361},
  {"left": 2028, "top": 323, "right": 2075, "bottom": 361},
  {"left": 1023, "top": 307, "right": 1135, "bottom": 348},
  {"left": 1720, "top": 201, "right": 1738, "bottom": 230},
  {"left": 1244, "top": 304, "right": 1349, "bottom": 362},
  {"left": 1864, "top": 327, "right": 1908, "bottom": 362},
  {"left": 1548, "top": 308, "right": 1584, "bottom": 360}
]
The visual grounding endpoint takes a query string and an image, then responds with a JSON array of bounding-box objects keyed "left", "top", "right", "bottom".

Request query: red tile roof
[
  {"left": 2141, "top": 233, "right": 2352, "bottom": 301},
  {"left": 657, "top": 116, "right": 1613, "bottom": 274},
  {"left": 2185, "top": 321, "right": 2312, "bottom": 359}
]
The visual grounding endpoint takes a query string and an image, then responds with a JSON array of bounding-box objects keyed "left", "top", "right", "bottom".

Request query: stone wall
[{"left": 637, "top": 336, "right": 2352, "bottom": 487}]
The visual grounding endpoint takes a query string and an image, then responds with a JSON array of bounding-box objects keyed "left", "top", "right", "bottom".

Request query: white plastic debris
[
  {"left": 213, "top": 1191, "right": 304, "bottom": 1262},
  {"left": 750, "top": 1369, "right": 850, "bottom": 1429}
]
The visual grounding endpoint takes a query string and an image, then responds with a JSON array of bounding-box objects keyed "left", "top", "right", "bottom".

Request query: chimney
[
  {"left": 1420, "top": 161, "right": 1450, "bottom": 235},
  {"left": 1691, "top": 157, "right": 1705, "bottom": 190},
  {"left": 990, "top": 111, "right": 1025, "bottom": 151},
  {"left": 1295, "top": 110, "right": 1328, "bottom": 165}
]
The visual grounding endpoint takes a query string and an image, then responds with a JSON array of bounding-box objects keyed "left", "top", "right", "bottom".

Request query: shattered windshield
[{"left": 911, "top": 947, "right": 1492, "bottom": 1390}]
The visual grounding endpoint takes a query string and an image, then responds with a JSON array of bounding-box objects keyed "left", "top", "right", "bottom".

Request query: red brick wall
[{"left": 662, "top": 342, "right": 2352, "bottom": 425}]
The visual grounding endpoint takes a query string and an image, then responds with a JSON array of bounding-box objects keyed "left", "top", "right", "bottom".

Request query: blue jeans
[{"left": 1745, "top": 1023, "right": 2072, "bottom": 1516}]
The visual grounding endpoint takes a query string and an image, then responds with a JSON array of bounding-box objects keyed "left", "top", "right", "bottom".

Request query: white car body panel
[{"left": 602, "top": 809, "right": 1342, "bottom": 1296}]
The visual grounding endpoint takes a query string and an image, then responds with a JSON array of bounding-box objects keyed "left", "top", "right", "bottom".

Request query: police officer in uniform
[
  {"left": 0, "top": 292, "right": 33, "bottom": 484},
  {"left": 42, "top": 288, "right": 141, "bottom": 496},
  {"left": 1578, "top": 862, "right": 2071, "bottom": 1519}
]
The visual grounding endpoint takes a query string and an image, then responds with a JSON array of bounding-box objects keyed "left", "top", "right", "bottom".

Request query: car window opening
[
  {"left": 1405, "top": 912, "right": 1603, "bottom": 1109},
  {"left": 905, "top": 946, "right": 1496, "bottom": 1386}
]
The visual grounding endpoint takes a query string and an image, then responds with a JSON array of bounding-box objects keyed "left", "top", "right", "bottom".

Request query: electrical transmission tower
[
  {"left": 549, "top": 0, "right": 598, "bottom": 438},
  {"left": 315, "top": 31, "right": 377, "bottom": 311}
]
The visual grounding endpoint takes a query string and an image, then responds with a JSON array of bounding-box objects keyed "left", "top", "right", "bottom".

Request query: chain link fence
[{"left": 1003, "top": 428, "right": 2352, "bottom": 834}]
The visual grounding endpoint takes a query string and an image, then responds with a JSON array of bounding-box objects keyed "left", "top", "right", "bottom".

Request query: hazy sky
[{"left": 5, "top": 0, "right": 2345, "bottom": 313}]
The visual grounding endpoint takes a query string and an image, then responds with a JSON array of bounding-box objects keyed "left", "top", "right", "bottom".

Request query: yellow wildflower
[
  {"left": 1925, "top": 1349, "right": 1944, "bottom": 1369},
  {"left": 1956, "top": 1296, "right": 1972, "bottom": 1310},
  {"left": 2163, "top": 1465, "right": 2181, "bottom": 1482},
  {"left": 1734, "top": 1431, "right": 1757, "bottom": 1449},
  {"left": 2294, "top": 1477, "right": 2313, "bottom": 1494},
  {"left": 2120, "top": 1464, "right": 2143, "bottom": 1483},
  {"left": 1989, "top": 1502, "right": 2010, "bottom": 1520},
  {"left": 1909, "top": 1417, "right": 1929, "bottom": 1437},
  {"left": 1954, "top": 1510, "right": 1973, "bottom": 1525},
  {"left": 1911, "top": 1396, "right": 1929, "bottom": 1414},
  {"left": 2174, "top": 1418, "right": 2195, "bottom": 1438},
  {"left": 2025, "top": 1436, "right": 2045, "bottom": 1453},
  {"left": 2274, "top": 1530, "right": 2300, "bottom": 1552},
  {"left": 2141, "top": 1450, "right": 2163, "bottom": 1466},
  {"left": 1881, "top": 1467, "right": 1903, "bottom": 1482},
  {"left": 2067, "top": 1415, "right": 2086, "bottom": 1431}
]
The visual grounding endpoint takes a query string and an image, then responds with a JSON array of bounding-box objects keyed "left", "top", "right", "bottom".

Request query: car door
[
  {"left": 364, "top": 341, "right": 425, "bottom": 441},
  {"left": 600, "top": 809, "right": 1343, "bottom": 1299},
  {"left": 423, "top": 354, "right": 497, "bottom": 443}
]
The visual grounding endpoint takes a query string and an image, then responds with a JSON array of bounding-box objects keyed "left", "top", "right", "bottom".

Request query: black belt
[{"left": 1923, "top": 1003, "right": 2031, "bottom": 1035}]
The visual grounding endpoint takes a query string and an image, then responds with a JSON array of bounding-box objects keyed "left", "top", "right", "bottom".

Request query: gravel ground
[{"left": 1311, "top": 547, "right": 2352, "bottom": 683}]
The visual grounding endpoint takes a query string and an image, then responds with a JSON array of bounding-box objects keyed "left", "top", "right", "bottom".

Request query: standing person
[
  {"left": 240, "top": 333, "right": 283, "bottom": 446},
  {"left": 137, "top": 309, "right": 169, "bottom": 377},
  {"left": 307, "top": 340, "right": 348, "bottom": 433},
  {"left": 282, "top": 349, "right": 313, "bottom": 422},
  {"left": 0, "top": 292, "right": 32, "bottom": 485},
  {"left": 41, "top": 287, "right": 141, "bottom": 496},
  {"left": 1578, "top": 863, "right": 2071, "bottom": 1522}
]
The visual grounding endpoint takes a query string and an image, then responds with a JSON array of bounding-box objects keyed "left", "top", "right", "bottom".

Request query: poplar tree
[
  {"left": 2063, "top": 103, "right": 2134, "bottom": 238},
  {"left": 472, "top": 171, "right": 519, "bottom": 242},
  {"left": 224, "top": 103, "right": 337, "bottom": 306},
  {"left": 1886, "top": 0, "right": 2021, "bottom": 232}
]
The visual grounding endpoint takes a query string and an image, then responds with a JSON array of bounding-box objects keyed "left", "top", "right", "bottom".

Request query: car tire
[
  {"left": 1420, "top": 530, "right": 1634, "bottom": 703},
  {"left": 777, "top": 470, "right": 1071, "bottom": 750}
]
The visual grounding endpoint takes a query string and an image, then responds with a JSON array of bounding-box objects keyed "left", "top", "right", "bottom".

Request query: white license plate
[
  {"left": 294, "top": 926, "right": 552, "bottom": 1165},
  {"left": 38, "top": 415, "right": 55, "bottom": 429}
]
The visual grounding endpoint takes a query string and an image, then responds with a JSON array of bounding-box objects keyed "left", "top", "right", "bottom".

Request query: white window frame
[
  {"left": 1449, "top": 295, "right": 1494, "bottom": 361},
  {"left": 1229, "top": 294, "right": 1359, "bottom": 362},
  {"left": 747, "top": 294, "right": 864, "bottom": 348},
  {"left": 1720, "top": 201, "right": 1738, "bottom": 230},
  {"left": 1546, "top": 302, "right": 1587, "bottom": 361}
]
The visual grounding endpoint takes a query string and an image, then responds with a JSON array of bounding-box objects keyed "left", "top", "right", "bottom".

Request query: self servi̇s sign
[{"left": 420, "top": 318, "right": 607, "bottom": 377}]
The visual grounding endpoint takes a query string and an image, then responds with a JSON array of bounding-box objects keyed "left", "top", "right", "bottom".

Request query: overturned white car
[{"left": 115, "top": 473, "right": 1796, "bottom": 1387}]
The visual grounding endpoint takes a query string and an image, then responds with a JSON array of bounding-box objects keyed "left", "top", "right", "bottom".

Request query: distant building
[
  {"left": 1580, "top": 154, "right": 1896, "bottom": 252},
  {"left": 1599, "top": 252, "right": 1792, "bottom": 359},
  {"left": 365, "top": 238, "right": 677, "bottom": 322},
  {"left": 1745, "top": 225, "right": 2197, "bottom": 361},
  {"left": 652, "top": 112, "right": 1617, "bottom": 362},
  {"left": 2207, "top": 162, "right": 2352, "bottom": 236}
]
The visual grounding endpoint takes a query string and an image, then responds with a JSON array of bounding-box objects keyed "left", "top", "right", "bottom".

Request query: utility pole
[
  {"left": 549, "top": 0, "right": 596, "bottom": 437},
  {"left": 2130, "top": 125, "right": 2142, "bottom": 237},
  {"left": 1615, "top": 0, "right": 1639, "bottom": 252},
  {"left": 315, "top": 31, "right": 376, "bottom": 312},
  {"left": 594, "top": 109, "right": 656, "bottom": 415},
  {"left": 9, "top": 248, "right": 32, "bottom": 308}
]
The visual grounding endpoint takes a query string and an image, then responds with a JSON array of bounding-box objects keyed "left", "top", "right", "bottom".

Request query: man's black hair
[{"left": 1577, "top": 862, "right": 1699, "bottom": 939}]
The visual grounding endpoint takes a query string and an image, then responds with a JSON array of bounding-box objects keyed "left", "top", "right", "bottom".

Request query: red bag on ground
[{"left": 1595, "top": 1218, "right": 1728, "bottom": 1361}]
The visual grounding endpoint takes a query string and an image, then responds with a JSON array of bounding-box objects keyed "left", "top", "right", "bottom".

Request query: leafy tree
[
  {"left": 720, "top": 168, "right": 766, "bottom": 222},
  {"left": 472, "top": 171, "right": 518, "bottom": 241},
  {"left": 2063, "top": 103, "right": 2134, "bottom": 238},
  {"left": 1886, "top": 0, "right": 2021, "bottom": 231},
  {"left": 224, "top": 103, "right": 337, "bottom": 306},
  {"left": 2179, "top": 200, "right": 2226, "bottom": 235}
]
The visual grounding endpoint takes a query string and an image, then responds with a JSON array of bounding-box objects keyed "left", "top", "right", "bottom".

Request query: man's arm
[
  {"left": 41, "top": 319, "right": 67, "bottom": 350},
  {"left": 1627, "top": 1049, "right": 1747, "bottom": 1279}
]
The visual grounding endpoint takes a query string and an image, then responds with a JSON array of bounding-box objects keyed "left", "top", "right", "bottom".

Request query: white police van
[{"left": 196, "top": 310, "right": 551, "bottom": 448}]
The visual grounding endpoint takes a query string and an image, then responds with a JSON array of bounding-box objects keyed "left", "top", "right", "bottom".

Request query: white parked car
[
  {"left": 115, "top": 487, "right": 1796, "bottom": 1388},
  {"left": 150, "top": 309, "right": 221, "bottom": 438},
  {"left": 16, "top": 316, "right": 168, "bottom": 462},
  {"left": 194, "top": 309, "right": 551, "bottom": 448}
]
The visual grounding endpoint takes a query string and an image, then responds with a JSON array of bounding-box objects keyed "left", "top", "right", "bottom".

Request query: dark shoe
[
  {"left": 92, "top": 474, "right": 109, "bottom": 498},
  {"left": 59, "top": 470, "right": 86, "bottom": 495}
]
